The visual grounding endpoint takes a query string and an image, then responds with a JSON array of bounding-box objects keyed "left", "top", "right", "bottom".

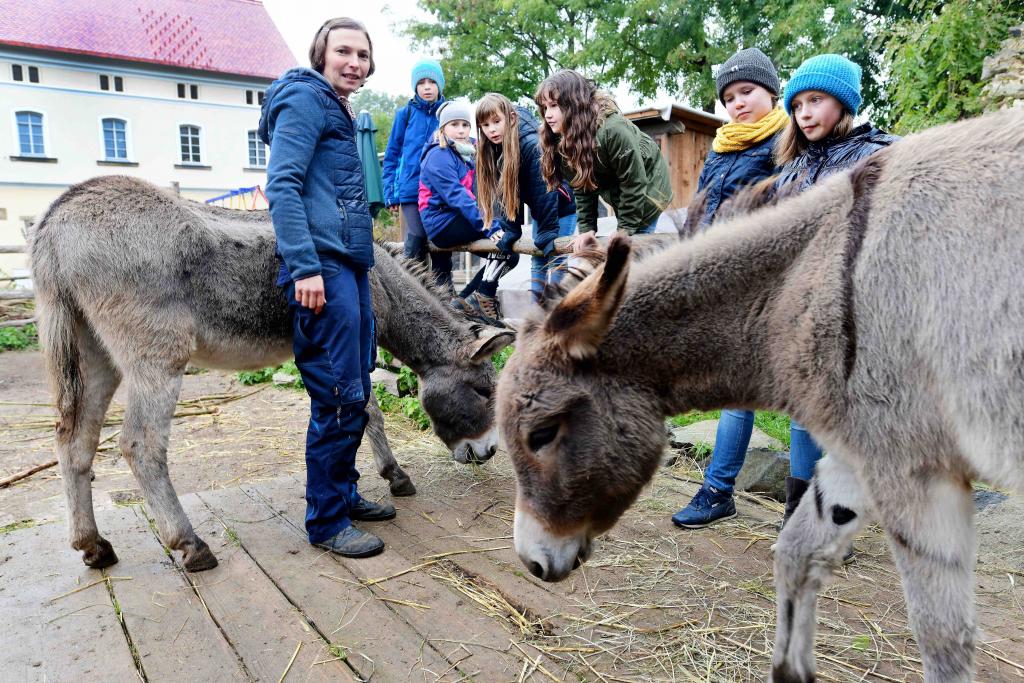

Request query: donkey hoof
[
  {"left": 390, "top": 476, "right": 417, "bottom": 497},
  {"left": 182, "top": 539, "right": 218, "bottom": 572},
  {"left": 83, "top": 538, "right": 119, "bottom": 568}
]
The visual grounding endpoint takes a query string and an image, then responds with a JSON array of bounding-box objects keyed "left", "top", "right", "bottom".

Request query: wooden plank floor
[{"left": 4, "top": 468, "right": 1023, "bottom": 682}]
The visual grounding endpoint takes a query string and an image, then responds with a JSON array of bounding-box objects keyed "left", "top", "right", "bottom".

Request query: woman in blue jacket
[
  {"left": 418, "top": 100, "right": 517, "bottom": 324},
  {"left": 259, "top": 17, "right": 394, "bottom": 559},
  {"left": 475, "top": 93, "right": 576, "bottom": 303},
  {"left": 382, "top": 59, "right": 445, "bottom": 264}
]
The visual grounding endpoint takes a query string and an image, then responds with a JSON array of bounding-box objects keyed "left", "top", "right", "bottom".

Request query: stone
[
  {"left": 734, "top": 448, "right": 790, "bottom": 502},
  {"left": 666, "top": 419, "right": 785, "bottom": 454},
  {"left": 370, "top": 367, "right": 400, "bottom": 396},
  {"left": 272, "top": 371, "right": 297, "bottom": 386}
]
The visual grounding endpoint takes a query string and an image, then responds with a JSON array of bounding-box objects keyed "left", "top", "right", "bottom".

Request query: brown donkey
[
  {"left": 30, "top": 176, "right": 512, "bottom": 573},
  {"left": 496, "top": 109, "right": 1024, "bottom": 682}
]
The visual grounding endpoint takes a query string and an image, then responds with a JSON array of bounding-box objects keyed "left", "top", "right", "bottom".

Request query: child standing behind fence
[
  {"left": 418, "top": 100, "right": 518, "bottom": 325},
  {"left": 382, "top": 59, "right": 445, "bottom": 264},
  {"left": 534, "top": 69, "right": 672, "bottom": 251},
  {"left": 475, "top": 93, "right": 577, "bottom": 302}
]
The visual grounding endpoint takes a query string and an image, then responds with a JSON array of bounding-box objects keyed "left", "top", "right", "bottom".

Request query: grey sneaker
[
  {"left": 314, "top": 526, "right": 384, "bottom": 558},
  {"left": 350, "top": 498, "right": 396, "bottom": 522}
]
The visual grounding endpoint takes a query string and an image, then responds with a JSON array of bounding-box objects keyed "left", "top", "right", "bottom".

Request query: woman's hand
[
  {"left": 566, "top": 233, "right": 596, "bottom": 254},
  {"left": 295, "top": 275, "right": 326, "bottom": 314}
]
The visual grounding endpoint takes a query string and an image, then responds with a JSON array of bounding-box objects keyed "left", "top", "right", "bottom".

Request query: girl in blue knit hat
[
  {"left": 770, "top": 53, "right": 899, "bottom": 540},
  {"left": 774, "top": 53, "right": 899, "bottom": 191},
  {"left": 382, "top": 58, "right": 445, "bottom": 265}
]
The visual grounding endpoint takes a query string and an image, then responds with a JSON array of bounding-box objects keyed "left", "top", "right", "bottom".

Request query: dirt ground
[{"left": 2, "top": 348, "right": 1023, "bottom": 681}]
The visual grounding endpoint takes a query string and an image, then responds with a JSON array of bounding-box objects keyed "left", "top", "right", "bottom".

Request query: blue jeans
[
  {"left": 633, "top": 215, "right": 659, "bottom": 234},
  {"left": 284, "top": 262, "right": 375, "bottom": 543},
  {"left": 530, "top": 214, "right": 578, "bottom": 298},
  {"left": 702, "top": 410, "right": 823, "bottom": 493}
]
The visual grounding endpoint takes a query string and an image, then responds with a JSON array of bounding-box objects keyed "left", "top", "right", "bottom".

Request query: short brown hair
[{"left": 308, "top": 18, "right": 376, "bottom": 77}]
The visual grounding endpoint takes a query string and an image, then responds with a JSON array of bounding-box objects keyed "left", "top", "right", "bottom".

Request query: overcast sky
[{"left": 260, "top": 0, "right": 667, "bottom": 111}]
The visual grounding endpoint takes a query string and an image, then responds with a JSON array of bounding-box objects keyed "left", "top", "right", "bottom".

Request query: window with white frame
[
  {"left": 179, "top": 125, "right": 202, "bottom": 164},
  {"left": 102, "top": 118, "right": 128, "bottom": 160},
  {"left": 11, "top": 64, "right": 39, "bottom": 83},
  {"left": 247, "top": 130, "right": 267, "bottom": 167},
  {"left": 15, "top": 111, "right": 45, "bottom": 156}
]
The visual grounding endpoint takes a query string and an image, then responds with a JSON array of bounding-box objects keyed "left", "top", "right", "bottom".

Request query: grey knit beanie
[
  {"left": 715, "top": 48, "right": 780, "bottom": 103},
  {"left": 437, "top": 100, "right": 473, "bottom": 129}
]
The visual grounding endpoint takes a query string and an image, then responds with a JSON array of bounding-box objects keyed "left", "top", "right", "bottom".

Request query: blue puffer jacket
[
  {"left": 418, "top": 138, "right": 500, "bottom": 242},
  {"left": 494, "top": 106, "right": 577, "bottom": 256},
  {"left": 382, "top": 95, "right": 444, "bottom": 206},
  {"left": 775, "top": 123, "right": 899, "bottom": 192},
  {"left": 696, "top": 132, "right": 779, "bottom": 224},
  {"left": 259, "top": 68, "right": 373, "bottom": 278}
]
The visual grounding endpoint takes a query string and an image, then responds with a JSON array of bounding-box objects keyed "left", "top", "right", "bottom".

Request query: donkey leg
[
  {"left": 120, "top": 369, "right": 217, "bottom": 572},
  {"left": 873, "top": 473, "right": 976, "bottom": 682},
  {"left": 59, "top": 331, "right": 121, "bottom": 568},
  {"left": 366, "top": 393, "right": 416, "bottom": 496},
  {"left": 771, "top": 455, "right": 871, "bottom": 683}
]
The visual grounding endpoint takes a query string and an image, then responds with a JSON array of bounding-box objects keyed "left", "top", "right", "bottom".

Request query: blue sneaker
[{"left": 671, "top": 486, "right": 737, "bottom": 528}]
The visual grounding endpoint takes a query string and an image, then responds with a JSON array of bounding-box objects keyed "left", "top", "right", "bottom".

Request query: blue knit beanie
[
  {"left": 411, "top": 59, "right": 445, "bottom": 95},
  {"left": 783, "top": 54, "right": 862, "bottom": 116}
]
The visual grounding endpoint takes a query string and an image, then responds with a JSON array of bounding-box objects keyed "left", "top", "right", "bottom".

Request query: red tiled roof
[{"left": 0, "top": 0, "right": 297, "bottom": 80}]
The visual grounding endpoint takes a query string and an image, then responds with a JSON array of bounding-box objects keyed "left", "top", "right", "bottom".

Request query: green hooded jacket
[{"left": 560, "top": 109, "right": 673, "bottom": 234}]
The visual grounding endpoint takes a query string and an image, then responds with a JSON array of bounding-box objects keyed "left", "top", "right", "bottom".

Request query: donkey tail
[
  {"left": 37, "top": 288, "right": 84, "bottom": 442},
  {"left": 30, "top": 204, "right": 85, "bottom": 443}
]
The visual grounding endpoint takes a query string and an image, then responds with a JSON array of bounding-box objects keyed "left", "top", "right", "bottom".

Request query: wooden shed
[{"left": 624, "top": 104, "right": 724, "bottom": 209}]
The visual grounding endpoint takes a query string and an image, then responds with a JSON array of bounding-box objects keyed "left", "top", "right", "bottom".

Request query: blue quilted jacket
[
  {"left": 259, "top": 68, "right": 374, "bottom": 279},
  {"left": 696, "top": 133, "right": 779, "bottom": 224}
]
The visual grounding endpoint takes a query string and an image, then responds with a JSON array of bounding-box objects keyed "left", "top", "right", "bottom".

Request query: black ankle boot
[{"left": 781, "top": 476, "right": 811, "bottom": 529}]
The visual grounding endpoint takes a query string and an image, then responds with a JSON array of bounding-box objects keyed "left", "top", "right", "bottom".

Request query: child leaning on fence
[
  {"left": 417, "top": 100, "right": 518, "bottom": 326},
  {"left": 475, "top": 93, "right": 577, "bottom": 302},
  {"left": 672, "top": 48, "right": 807, "bottom": 531},
  {"left": 534, "top": 69, "right": 673, "bottom": 252},
  {"left": 382, "top": 59, "right": 445, "bottom": 265}
]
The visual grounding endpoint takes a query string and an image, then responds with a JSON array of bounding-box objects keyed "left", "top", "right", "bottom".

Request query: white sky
[{"left": 260, "top": 0, "right": 676, "bottom": 112}]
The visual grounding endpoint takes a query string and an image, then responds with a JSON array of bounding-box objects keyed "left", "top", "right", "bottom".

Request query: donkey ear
[
  {"left": 464, "top": 327, "right": 515, "bottom": 363},
  {"left": 544, "top": 233, "right": 631, "bottom": 360}
]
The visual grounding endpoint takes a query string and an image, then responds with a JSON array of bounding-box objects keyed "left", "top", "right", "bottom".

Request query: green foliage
[
  {"left": 410, "top": 0, "right": 1021, "bottom": 119},
  {"left": 397, "top": 366, "right": 419, "bottom": 395},
  {"left": 373, "top": 382, "right": 431, "bottom": 430},
  {"left": 491, "top": 345, "right": 514, "bottom": 372},
  {"left": 236, "top": 366, "right": 275, "bottom": 385},
  {"left": 235, "top": 360, "right": 303, "bottom": 389},
  {"left": 350, "top": 89, "right": 407, "bottom": 151},
  {"left": 880, "top": 0, "right": 1021, "bottom": 133},
  {"left": 669, "top": 409, "right": 721, "bottom": 428},
  {"left": 754, "top": 411, "right": 792, "bottom": 447},
  {"left": 0, "top": 323, "right": 38, "bottom": 352},
  {"left": 377, "top": 347, "right": 395, "bottom": 368}
]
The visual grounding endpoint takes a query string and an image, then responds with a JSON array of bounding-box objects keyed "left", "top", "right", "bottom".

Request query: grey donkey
[
  {"left": 30, "top": 175, "right": 513, "bottom": 573},
  {"left": 496, "top": 109, "right": 1024, "bottom": 682}
]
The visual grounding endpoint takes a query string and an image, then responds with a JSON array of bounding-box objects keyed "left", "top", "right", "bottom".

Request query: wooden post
[{"left": 170, "top": 181, "right": 180, "bottom": 197}]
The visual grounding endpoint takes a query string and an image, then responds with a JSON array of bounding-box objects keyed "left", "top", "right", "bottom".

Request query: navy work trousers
[{"left": 284, "top": 261, "right": 375, "bottom": 544}]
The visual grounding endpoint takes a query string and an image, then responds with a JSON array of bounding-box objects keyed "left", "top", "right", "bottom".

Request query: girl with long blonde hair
[{"left": 475, "top": 93, "right": 576, "bottom": 300}]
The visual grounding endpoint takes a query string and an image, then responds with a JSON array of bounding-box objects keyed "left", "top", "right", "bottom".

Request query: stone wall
[{"left": 981, "top": 24, "right": 1024, "bottom": 111}]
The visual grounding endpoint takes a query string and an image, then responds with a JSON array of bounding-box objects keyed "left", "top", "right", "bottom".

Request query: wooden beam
[{"left": 0, "top": 244, "right": 27, "bottom": 253}]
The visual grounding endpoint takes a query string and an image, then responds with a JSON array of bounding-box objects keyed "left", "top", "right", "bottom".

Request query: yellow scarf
[{"left": 712, "top": 107, "right": 788, "bottom": 153}]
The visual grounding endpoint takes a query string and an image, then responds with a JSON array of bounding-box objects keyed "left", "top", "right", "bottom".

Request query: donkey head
[
  {"left": 419, "top": 325, "right": 515, "bottom": 464},
  {"left": 497, "top": 235, "right": 665, "bottom": 581}
]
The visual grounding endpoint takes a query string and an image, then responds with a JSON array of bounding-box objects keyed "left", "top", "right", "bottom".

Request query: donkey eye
[
  {"left": 474, "top": 386, "right": 492, "bottom": 399},
  {"left": 527, "top": 423, "right": 560, "bottom": 452}
]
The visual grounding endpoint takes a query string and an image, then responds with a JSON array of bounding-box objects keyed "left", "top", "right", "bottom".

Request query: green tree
[
  {"left": 880, "top": 0, "right": 1022, "bottom": 133},
  {"left": 407, "top": 1, "right": 941, "bottom": 113},
  {"left": 350, "top": 89, "right": 408, "bottom": 150}
]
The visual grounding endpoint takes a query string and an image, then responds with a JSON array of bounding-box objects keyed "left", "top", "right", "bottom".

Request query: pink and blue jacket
[{"left": 417, "top": 138, "right": 500, "bottom": 245}]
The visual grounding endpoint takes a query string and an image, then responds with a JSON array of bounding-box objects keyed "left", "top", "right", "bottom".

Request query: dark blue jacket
[
  {"left": 382, "top": 95, "right": 444, "bottom": 206},
  {"left": 775, "top": 124, "right": 899, "bottom": 192},
  {"left": 696, "top": 133, "right": 779, "bottom": 224},
  {"left": 417, "top": 138, "right": 499, "bottom": 242},
  {"left": 493, "top": 106, "right": 576, "bottom": 256},
  {"left": 259, "top": 68, "right": 373, "bottom": 278}
]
